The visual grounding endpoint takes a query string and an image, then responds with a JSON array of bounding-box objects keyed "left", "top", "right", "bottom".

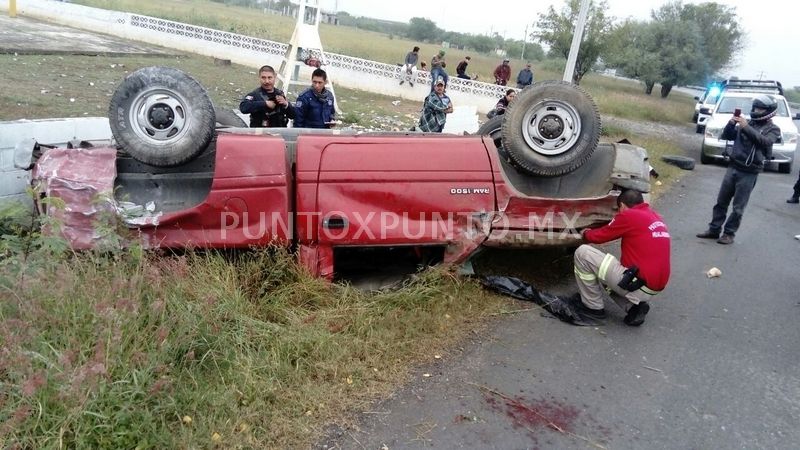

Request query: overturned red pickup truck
[{"left": 25, "top": 67, "right": 650, "bottom": 279}]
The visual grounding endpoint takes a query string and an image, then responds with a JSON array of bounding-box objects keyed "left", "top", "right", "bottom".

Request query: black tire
[
  {"left": 692, "top": 112, "right": 699, "bottom": 123},
  {"left": 695, "top": 124, "right": 705, "bottom": 134},
  {"left": 778, "top": 162, "right": 792, "bottom": 174},
  {"left": 501, "top": 81, "right": 600, "bottom": 177},
  {"left": 109, "top": 66, "right": 215, "bottom": 167},
  {"left": 215, "top": 106, "right": 247, "bottom": 128},
  {"left": 477, "top": 115, "right": 510, "bottom": 162},
  {"left": 700, "top": 151, "right": 713, "bottom": 165},
  {"left": 661, "top": 155, "right": 695, "bottom": 170}
]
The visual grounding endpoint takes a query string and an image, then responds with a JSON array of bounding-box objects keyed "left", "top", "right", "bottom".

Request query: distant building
[{"left": 320, "top": 10, "right": 338, "bottom": 25}]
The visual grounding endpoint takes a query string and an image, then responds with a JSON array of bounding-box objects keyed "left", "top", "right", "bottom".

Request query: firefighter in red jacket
[{"left": 572, "top": 190, "right": 671, "bottom": 326}]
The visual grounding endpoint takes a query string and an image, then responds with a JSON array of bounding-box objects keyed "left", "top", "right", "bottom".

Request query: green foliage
[
  {"left": 605, "top": 19, "right": 663, "bottom": 91},
  {"left": 785, "top": 88, "right": 800, "bottom": 104},
  {"left": 604, "top": 1, "right": 743, "bottom": 97},
  {"left": 648, "top": 2, "right": 708, "bottom": 97},
  {"left": 679, "top": 2, "right": 743, "bottom": 76},
  {"left": 535, "top": 0, "right": 615, "bottom": 84},
  {"left": 0, "top": 242, "right": 504, "bottom": 448},
  {"left": 408, "top": 17, "right": 441, "bottom": 43}
]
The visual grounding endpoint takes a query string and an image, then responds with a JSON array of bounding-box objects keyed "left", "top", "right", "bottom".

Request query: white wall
[
  {"left": 0, "top": 117, "right": 111, "bottom": 204},
  {"left": 5, "top": 0, "right": 509, "bottom": 113}
]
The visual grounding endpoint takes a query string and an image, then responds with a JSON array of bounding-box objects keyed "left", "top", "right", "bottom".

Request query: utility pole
[
  {"left": 10, "top": 0, "right": 17, "bottom": 18},
  {"left": 563, "top": 0, "right": 591, "bottom": 83},
  {"left": 521, "top": 24, "right": 528, "bottom": 61}
]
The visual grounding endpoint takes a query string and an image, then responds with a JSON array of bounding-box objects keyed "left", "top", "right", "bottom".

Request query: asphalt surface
[
  {"left": 325, "top": 141, "right": 800, "bottom": 449},
  {"left": 0, "top": 15, "right": 173, "bottom": 55}
]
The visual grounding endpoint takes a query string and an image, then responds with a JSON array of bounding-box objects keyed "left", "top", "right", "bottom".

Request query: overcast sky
[{"left": 320, "top": 0, "right": 799, "bottom": 88}]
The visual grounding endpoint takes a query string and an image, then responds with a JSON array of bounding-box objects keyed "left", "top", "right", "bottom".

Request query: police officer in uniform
[
  {"left": 239, "top": 65, "right": 295, "bottom": 128},
  {"left": 294, "top": 68, "right": 336, "bottom": 129}
]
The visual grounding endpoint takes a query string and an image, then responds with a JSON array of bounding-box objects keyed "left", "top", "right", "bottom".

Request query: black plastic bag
[{"left": 481, "top": 276, "right": 602, "bottom": 326}]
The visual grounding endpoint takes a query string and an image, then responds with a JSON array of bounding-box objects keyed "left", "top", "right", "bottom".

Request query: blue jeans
[
  {"left": 430, "top": 68, "right": 448, "bottom": 90},
  {"left": 709, "top": 166, "right": 759, "bottom": 236}
]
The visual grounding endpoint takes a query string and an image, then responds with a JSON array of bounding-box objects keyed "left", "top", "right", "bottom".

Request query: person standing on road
[
  {"left": 786, "top": 171, "right": 800, "bottom": 203},
  {"left": 493, "top": 58, "right": 511, "bottom": 86},
  {"left": 516, "top": 63, "right": 534, "bottom": 89},
  {"left": 399, "top": 46, "right": 419, "bottom": 87},
  {"left": 456, "top": 56, "right": 471, "bottom": 79},
  {"left": 430, "top": 50, "right": 448, "bottom": 91},
  {"left": 418, "top": 77, "right": 453, "bottom": 132},
  {"left": 572, "top": 189, "right": 671, "bottom": 326},
  {"left": 696, "top": 95, "right": 781, "bottom": 244},
  {"left": 239, "top": 65, "right": 295, "bottom": 128},
  {"left": 294, "top": 68, "right": 336, "bottom": 129}
]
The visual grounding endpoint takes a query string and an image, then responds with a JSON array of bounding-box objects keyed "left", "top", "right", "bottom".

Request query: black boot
[{"left": 624, "top": 302, "right": 650, "bottom": 326}]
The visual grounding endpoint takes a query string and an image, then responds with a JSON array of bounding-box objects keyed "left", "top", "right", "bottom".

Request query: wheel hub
[
  {"left": 148, "top": 104, "right": 175, "bottom": 129},
  {"left": 538, "top": 115, "right": 564, "bottom": 139}
]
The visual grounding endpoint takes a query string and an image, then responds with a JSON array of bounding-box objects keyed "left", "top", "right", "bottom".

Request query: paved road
[
  {"left": 326, "top": 154, "right": 800, "bottom": 448},
  {"left": 0, "top": 15, "right": 172, "bottom": 55}
]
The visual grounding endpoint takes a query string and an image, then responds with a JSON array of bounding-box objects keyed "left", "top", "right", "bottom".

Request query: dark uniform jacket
[
  {"left": 294, "top": 88, "right": 335, "bottom": 129},
  {"left": 239, "top": 87, "right": 295, "bottom": 128},
  {"left": 720, "top": 119, "right": 780, "bottom": 173}
]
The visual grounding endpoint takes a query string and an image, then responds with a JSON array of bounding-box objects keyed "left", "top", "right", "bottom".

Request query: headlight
[
  {"left": 705, "top": 127, "right": 722, "bottom": 139},
  {"left": 783, "top": 132, "right": 797, "bottom": 145}
]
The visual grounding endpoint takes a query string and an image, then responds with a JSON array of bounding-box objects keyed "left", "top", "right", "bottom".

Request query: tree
[
  {"left": 534, "top": 0, "right": 615, "bottom": 84},
  {"left": 679, "top": 2, "right": 743, "bottom": 76},
  {"left": 650, "top": 2, "right": 709, "bottom": 97},
  {"left": 604, "top": 19, "right": 663, "bottom": 94},
  {"left": 407, "top": 17, "right": 441, "bottom": 43},
  {"left": 467, "top": 34, "right": 496, "bottom": 53}
]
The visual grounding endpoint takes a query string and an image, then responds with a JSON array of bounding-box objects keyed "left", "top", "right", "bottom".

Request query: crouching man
[{"left": 572, "top": 190, "right": 671, "bottom": 326}]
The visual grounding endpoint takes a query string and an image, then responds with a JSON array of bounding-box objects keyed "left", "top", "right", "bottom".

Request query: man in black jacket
[
  {"left": 697, "top": 95, "right": 781, "bottom": 244},
  {"left": 239, "top": 65, "right": 295, "bottom": 128}
]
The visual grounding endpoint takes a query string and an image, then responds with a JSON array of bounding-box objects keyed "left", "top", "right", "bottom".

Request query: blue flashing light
[{"left": 708, "top": 86, "right": 721, "bottom": 97}]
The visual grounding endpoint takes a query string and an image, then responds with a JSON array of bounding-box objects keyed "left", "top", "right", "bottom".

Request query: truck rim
[
  {"left": 521, "top": 100, "right": 581, "bottom": 156},
  {"left": 129, "top": 88, "right": 191, "bottom": 145}
]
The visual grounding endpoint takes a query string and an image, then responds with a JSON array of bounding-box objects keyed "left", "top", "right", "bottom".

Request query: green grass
[
  {"left": 0, "top": 240, "right": 506, "bottom": 448},
  {"left": 0, "top": 53, "right": 425, "bottom": 129}
]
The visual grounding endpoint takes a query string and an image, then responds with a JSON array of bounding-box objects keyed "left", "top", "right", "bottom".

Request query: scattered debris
[
  {"left": 642, "top": 365, "right": 663, "bottom": 373},
  {"left": 661, "top": 155, "right": 695, "bottom": 170},
  {"left": 706, "top": 267, "right": 722, "bottom": 278},
  {"left": 391, "top": 100, "right": 401, "bottom": 106}
]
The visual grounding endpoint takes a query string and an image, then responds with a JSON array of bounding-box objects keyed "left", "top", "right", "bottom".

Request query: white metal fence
[{"left": 7, "top": 0, "right": 509, "bottom": 112}]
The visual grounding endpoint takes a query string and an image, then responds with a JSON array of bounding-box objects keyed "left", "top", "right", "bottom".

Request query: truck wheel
[
  {"left": 477, "top": 116, "right": 511, "bottom": 162},
  {"left": 661, "top": 155, "right": 695, "bottom": 170},
  {"left": 109, "top": 66, "right": 215, "bottom": 167},
  {"left": 501, "top": 81, "right": 600, "bottom": 177},
  {"left": 700, "top": 151, "right": 713, "bottom": 165},
  {"left": 778, "top": 161, "right": 792, "bottom": 174},
  {"left": 215, "top": 106, "right": 247, "bottom": 128}
]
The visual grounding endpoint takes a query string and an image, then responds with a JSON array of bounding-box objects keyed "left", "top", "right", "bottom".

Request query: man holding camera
[
  {"left": 696, "top": 95, "right": 781, "bottom": 244},
  {"left": 239, "top": 65, "right": 295, "bottom": 128},
  {"left": 572, "top": 189, "right": 671, "bottom": 327}
]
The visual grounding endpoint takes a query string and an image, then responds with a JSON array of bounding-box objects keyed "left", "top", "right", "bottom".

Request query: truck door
[{"left": 315, "top": 135, "right": 495, "bottom": 262}]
